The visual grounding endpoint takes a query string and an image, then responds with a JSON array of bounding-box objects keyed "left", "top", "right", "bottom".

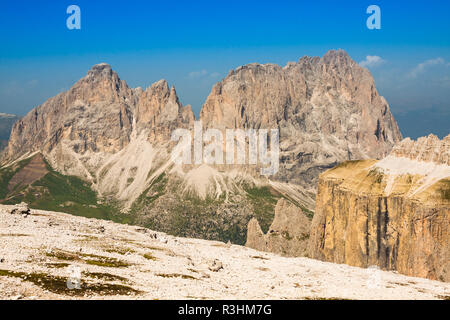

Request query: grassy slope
[
  {"left": 1, "top": 157, "right": 283, "bottom": 245},
  {"left": 0, "top": 158, "right": 124, "bottom": 223},
  {"left": 242, "top": 184, "right": 280, "bottom": 233},
  {"left": 1, "top": 155, "right": 308, "bottom": 245},
  {"left": 0, "top": 157, "right": 33, "bottom": 199},
  {"left": 129, "top": 175, "right": 291, "bottom": 244}
]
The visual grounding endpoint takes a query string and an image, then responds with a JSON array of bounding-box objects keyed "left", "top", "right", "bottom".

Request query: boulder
[
  {"left": 246, "top": 198, "right": 312, "bottom": 257},
  {"left": 208, "top": 259, "right": 223, "bottom": 272},
  {"left": 10, "top": 202, "right": 30, "bottom": 216}
]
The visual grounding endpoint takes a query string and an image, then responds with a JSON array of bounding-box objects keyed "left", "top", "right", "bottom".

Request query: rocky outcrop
[
  {"left": 309, "top": 134, "right": 450, "bottom": 282},
  {"left": 200, "top": 49, "right": 402, "bottom": 189},
  {"left": 246, "top": 198, "right": 311, "bottom": 256},
  {"left": 135, "top": 79, "right": 194, "bottom": 142},
  {"left": 8, "top": 202, "right": 30, "bottom": 216}
]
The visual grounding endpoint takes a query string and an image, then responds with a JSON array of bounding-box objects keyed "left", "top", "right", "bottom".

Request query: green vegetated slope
[
  {"left": 0, "top": 155, "right": 123, "bottom": 222},
  {"left": 242, "top": 183, "right": 281, "bottom": 232},
  {"left": 0, "top": 156, "right": 33, "bottom": 199},
  {"left": 1, "top": 154, "right": 308, "bottom": 245},
  {"left": 128, "top": 173, "right": 288, "bottom": 245}
]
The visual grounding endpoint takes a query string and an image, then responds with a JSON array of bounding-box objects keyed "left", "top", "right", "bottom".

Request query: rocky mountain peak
[
  {"left": 169, "top": 85, "right": 179, "bottom": 102},
  {"left": 89, "top": 62, "right": 112, "bottom": 72},
  {"left": 84, "top": 63, "right": 116, "bottom": 82},
  {"left": 200, "top": 49, "right": 402, "bottom": 188},
  {"left": 149, "top": 79, "right": 169, "bottom": 93},
  {"left": 134, "top": 79, "right": 189, "bottom": 127},
  {"left": 294, "top": 49, "right": 353, "bottom": 70},
  {"left": 322, "top": 49, "right": 352, "bottom": 63},
  {"left": 67, "top": 62, "right": 133, "bottom": 108}
]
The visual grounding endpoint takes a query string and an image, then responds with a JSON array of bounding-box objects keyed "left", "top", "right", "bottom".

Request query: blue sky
[{"left": 0, "top": 0, "right": 449, "bottom": 138}]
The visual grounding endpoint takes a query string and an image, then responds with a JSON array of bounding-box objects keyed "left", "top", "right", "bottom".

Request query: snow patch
[{"left": 374, "top": 155, "right": 450, "bottom": 195}]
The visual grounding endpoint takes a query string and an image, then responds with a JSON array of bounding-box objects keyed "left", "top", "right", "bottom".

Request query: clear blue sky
[{"left": 0, "top": 0, "right": 449, "bottom": 138}]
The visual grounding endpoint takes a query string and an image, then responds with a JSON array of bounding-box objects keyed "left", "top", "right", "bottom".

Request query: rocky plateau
[
  {"left": 0, "top": 204, "right": 448, "bottom": 300},
  {"left": 309, "top": 134, "right": 450, "bottom": 282}
]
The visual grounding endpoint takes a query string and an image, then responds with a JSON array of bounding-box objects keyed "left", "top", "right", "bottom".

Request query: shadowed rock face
[
  {"left": 200, "top": 50, "right": 402, "bottom": 189},
  {"left": 246, "top": 198, "right": 311, "bottom": 256},
  {"left": 309, "top": 134, "right": 450, "bottom": 282}
]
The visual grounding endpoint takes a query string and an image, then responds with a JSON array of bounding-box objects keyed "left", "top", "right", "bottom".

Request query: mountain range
[{"left": 0, "top": 50, "right": 402, "bottom": 245}]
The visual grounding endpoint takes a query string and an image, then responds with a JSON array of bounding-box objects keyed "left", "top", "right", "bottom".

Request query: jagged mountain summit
[
  {"left": 201, "top": 50, "right": 402, "bottom": 189},
  {"left": 3, "top": 63, "right": 193, "bottom": 163},
  {"left": 0, "top": 50, "right": 402, "bottom": 244}
]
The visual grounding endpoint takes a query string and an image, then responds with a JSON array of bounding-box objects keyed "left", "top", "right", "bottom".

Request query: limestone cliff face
[
  {"left": 246, "top": 198, "right": 311, "bottom": 256},
  {"left": 135, "top": 79, "right": 194, "bottom": 142},
  {"left": 309, "top": 134, "right": 450, "bottom": 282},
  {"left": 200, "top": 50, "right": 402, "bottom": 189}
]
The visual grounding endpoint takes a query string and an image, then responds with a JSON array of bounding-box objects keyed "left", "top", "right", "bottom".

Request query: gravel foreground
[{"left": 0, "top": 204, "right": 449, "bottom": 300}]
